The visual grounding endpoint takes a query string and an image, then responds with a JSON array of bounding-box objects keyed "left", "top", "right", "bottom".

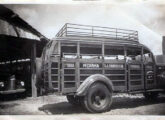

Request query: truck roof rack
[{"left": 56, "top": 23, "right": 139, "bottom": 43}]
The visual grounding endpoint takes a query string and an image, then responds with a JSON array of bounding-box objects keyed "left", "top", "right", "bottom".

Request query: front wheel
[{"left": 83, "top": 83, "right": 113, "bottom": 113}]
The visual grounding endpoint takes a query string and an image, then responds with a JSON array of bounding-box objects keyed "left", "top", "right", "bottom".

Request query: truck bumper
[{"left": 0, "top": 89, "right": 25, "bottom": 94}]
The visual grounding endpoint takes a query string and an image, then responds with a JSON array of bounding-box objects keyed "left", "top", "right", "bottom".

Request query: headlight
[
  {"left": 20, "top": 81, "right": 25, "bottom": 86},
  {"left": 159, "top": 72, "right": 165, "bottom": 79},
  {"left": 0, "top": 82, "right": 4, "bottom": 87}
]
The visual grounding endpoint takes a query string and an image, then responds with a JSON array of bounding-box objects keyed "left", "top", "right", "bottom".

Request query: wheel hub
[{"left": 95, "top": 96, "right": 101, "bottom": 105}]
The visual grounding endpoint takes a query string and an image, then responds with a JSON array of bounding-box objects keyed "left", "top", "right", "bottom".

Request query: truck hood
[{"left": 155, "top": 55, "right": 165, "bottom": 66}]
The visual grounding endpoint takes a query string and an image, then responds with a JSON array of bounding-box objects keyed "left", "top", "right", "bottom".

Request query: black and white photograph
[{"left": 0, "top": 0, "right": 165, "bottom": 118}]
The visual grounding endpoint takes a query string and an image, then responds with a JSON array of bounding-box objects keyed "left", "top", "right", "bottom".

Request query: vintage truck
[
  {"left": 0, "top": 60, "right": 29, "bottom": 96},
  {"left": 36, "top": 23, "right": 165, "bottom": 113}
]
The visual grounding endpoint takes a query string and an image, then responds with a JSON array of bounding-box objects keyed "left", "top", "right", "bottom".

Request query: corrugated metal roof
[
  {"left": 0, "top": 5, "right": 48, "bottom": 62},
  {"left": 0, "top": 5, "right": 48, "bottom": 41},
  {"left": 0, "top": 19, "right": 40, "bottom": 40}
]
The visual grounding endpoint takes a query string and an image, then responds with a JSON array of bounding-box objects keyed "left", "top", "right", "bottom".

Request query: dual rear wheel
[{"left": 66, "top": 83, "right": 113, "bottom": 113}]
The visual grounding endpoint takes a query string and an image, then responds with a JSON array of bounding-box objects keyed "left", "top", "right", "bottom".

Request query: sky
[{"left": 4, "top": 1, "right": 165, "bottom": 55}]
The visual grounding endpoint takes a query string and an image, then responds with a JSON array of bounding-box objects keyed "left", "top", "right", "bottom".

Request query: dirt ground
[{"left": 0, "top": 94, "right": 165, "bottom": 115}]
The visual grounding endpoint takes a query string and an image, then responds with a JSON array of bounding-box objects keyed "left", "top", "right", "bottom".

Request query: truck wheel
[
  {"left": 83, "top": 83, "right": 112, "bottom": 113},
  {"left": 143, "top": 92, "right": 159, "bottom": 100},
  {"left": 66, "top": 95, "right": 80, "bottom": 106}
]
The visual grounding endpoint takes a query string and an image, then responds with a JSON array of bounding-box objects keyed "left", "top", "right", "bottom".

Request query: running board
[
  {"left": 128, "top": 89, "right": 165, "bottom": 94},
  {"left": 128, "top": 90, "right": 145, "bottom": 94},
  {"left": 146, "top": 89, "right": 165, "bottom": 92}
]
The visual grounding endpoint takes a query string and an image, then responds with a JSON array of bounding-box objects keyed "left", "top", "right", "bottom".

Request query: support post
[
  {"left": 163, "top": 36, "right": 165, "bottom": 55},
  {"left": 31, "top": 41, "right": 37, "bottom": 97}
]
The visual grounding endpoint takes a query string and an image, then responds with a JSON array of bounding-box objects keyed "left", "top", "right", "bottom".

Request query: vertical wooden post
[
  {"left": 162, "top": 36, "right": 165, "bottom": 55},
  {"left": 77, "top": 42, "right": 80, "bottom": 87},
  {"left": 102, "top": 42, "right": 105, "bottom": 75},
  {"left": 31, "top": 41, "right": 37, "bottom": 97}
]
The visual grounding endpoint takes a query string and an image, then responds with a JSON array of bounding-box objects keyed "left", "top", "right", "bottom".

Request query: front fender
[
  {"left": 157, "top": 71, "right": 165, "bottom": 89},
  {"left": 76, "top": 74, "right": 114, "bottom": 96}
]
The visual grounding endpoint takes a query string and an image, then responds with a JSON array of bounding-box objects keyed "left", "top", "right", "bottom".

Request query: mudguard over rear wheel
[{"left": 83, "top": 83, "right": 113, "bottom": 113}]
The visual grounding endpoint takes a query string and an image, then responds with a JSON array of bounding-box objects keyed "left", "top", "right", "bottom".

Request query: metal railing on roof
[{"left": 56, "top": 23, "right": 138, "bottom": 42}]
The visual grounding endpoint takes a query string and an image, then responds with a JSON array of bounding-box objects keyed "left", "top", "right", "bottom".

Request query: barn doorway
[{"left": 0, "top": 35, "right": 41, "bottom": 97}]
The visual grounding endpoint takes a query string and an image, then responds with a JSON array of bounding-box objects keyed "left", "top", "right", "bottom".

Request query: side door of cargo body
[{"left": 127, "top": 46, "right": 144, "bottom": 91}]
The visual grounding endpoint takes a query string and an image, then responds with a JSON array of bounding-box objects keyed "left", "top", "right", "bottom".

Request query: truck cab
[
  {"left": 37, "top": 23, "right": 165, "bottom": 113},
  {"left": 0, "top": 60, "right": 29, "bottom": 96}
]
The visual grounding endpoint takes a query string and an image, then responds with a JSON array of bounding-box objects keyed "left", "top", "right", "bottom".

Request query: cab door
[
  {"left": 127, "top": 47, "right": 144, "bottom": 91},
  {"left": 143, "top": 49, "right": 156, "bottom": 89}
]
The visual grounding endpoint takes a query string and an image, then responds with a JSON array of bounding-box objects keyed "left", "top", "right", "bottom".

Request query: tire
[
  {"left": 143, "top": 92, "right": 159, "bottom": 100},
  {"left": 66, "top": 95, "right": 80, "bottom": 106},
  {"left": 83, "top": 83, "right": 113, "bottom": 113},
  {"left": 19, "top": 92, "right": 26, "bottom": 98}
]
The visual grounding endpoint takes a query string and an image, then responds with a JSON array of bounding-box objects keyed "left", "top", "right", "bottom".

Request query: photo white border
[{"left": 0, "top": 0, "right": 165, "bottom": 119}]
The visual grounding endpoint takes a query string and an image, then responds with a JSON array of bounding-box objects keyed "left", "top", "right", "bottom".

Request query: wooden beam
[{"left": 31, "top": 41, "right": 37, "bottom": 97}]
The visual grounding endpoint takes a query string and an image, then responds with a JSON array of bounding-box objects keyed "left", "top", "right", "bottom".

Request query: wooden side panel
[
  {"left": 104, "top": 60, "right": 127, "bottom": 92},
  {"left": 44, "top": 57, "right": 60, "bottom": 93},
  {"left": 61, "top": 59, "right": 128, "bottom": 93},
  {"left": 79, "top": 59, "right": 103, "bottom": 85},
  {"left": 61, "top": 58, "right": 77, "bottom": 93}
]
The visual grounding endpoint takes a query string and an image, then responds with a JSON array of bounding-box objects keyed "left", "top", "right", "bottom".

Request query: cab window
[
  {"left": 52, "top": 41, "right": 59, "bottom": 54},
  {"left": 44, "top": 41, "right": 53, "bottom": 61},
  {"left": 41, "top": 41, "right": 52, "bottom": 62},
  {"left": 143, "top": 48, "right": 153, "bottom": 63}
]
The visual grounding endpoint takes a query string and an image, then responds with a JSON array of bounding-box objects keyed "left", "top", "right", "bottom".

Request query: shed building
[{"left": 0, "top": 5, "right": 48, "bottom": 97}]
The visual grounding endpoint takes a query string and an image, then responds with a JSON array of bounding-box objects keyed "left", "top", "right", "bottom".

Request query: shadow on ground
[
  {"left": 39, "top": 96, "right": 165, "bottom": 115},
  {"left": 0, "top": 93, "right": 26, "bottom": 102},
  {"left": 111, "top": 96, "right": 165, "bottom": 109},
  {"left": 0, "top": 103, "right": 19, "bottom": 109},
  {"left": 39, "top": 102, "right": 87, "bottom": 114}
]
